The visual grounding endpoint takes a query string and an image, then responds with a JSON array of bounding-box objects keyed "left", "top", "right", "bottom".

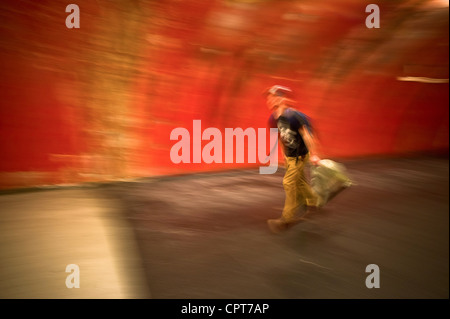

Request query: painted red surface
[{"left": 0, "top": 0, "right": 448, "bottom": 188}]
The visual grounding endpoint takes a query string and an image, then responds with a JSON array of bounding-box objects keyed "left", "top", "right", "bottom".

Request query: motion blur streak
[
  {"left": 0, "top": 0, "right": 448, "bottom": 189},
  {"left": 0, "top": 0, "right": 449, "bottom": 302},
  {"left": 0, "top": 0, "right": 448, "bottom": 300}
]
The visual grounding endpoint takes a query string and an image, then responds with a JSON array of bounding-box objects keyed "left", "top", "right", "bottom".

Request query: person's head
[{"left": 264, "top": 85, "right": 292, "bottom": 112}]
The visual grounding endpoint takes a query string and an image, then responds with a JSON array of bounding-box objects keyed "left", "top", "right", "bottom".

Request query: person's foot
[
  {"left": 306, "top": 205, "right": 321, "bottom": 213},
  {"left": 267, "top": 218, "right": 288, "bottom": 234},
  {"left": 298, "top": 203, "right": 321, "bottom": 220},
  {"left": 267, "top": 217, "right": 306, "bottom": 234},
  {"left": 300, "top": 206, "right": 321, "bottom": 221}
]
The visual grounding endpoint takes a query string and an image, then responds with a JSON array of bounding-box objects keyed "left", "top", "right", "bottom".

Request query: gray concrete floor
[
  {"left": 111, "top": 156, "right": 449, "bottom": 299},
  {"left": 0, "top": 156, "right": 448, "bottom": 299}
]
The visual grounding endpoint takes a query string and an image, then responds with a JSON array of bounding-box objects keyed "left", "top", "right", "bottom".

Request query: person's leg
[
  {"left": 296, "top": 154, "right": 320, "bottom": 210},
  {"left": 280, "top": 156, "right": 302, "bottom": 222},
  {"left": 267, "top": 157, "right": 303, "bottom": 233}
]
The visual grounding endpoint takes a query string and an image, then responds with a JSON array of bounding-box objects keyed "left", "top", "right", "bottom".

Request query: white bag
[{"left": 311, "top": 159, "right": 353, "bottom": 207}]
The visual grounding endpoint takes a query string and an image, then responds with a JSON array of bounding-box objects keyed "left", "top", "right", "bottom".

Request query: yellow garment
[{"left": 281, "top": 154, "right": 319, "bottom": 222}]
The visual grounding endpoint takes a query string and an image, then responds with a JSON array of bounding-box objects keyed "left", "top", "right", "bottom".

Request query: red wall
[{"left": 0, "top": 0, "right": 448, "bottom": 189}]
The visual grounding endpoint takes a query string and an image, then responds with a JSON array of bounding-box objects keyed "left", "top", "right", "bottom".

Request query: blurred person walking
[{"left": 264, "top": 85, "right": 322, "bottom": 234}]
